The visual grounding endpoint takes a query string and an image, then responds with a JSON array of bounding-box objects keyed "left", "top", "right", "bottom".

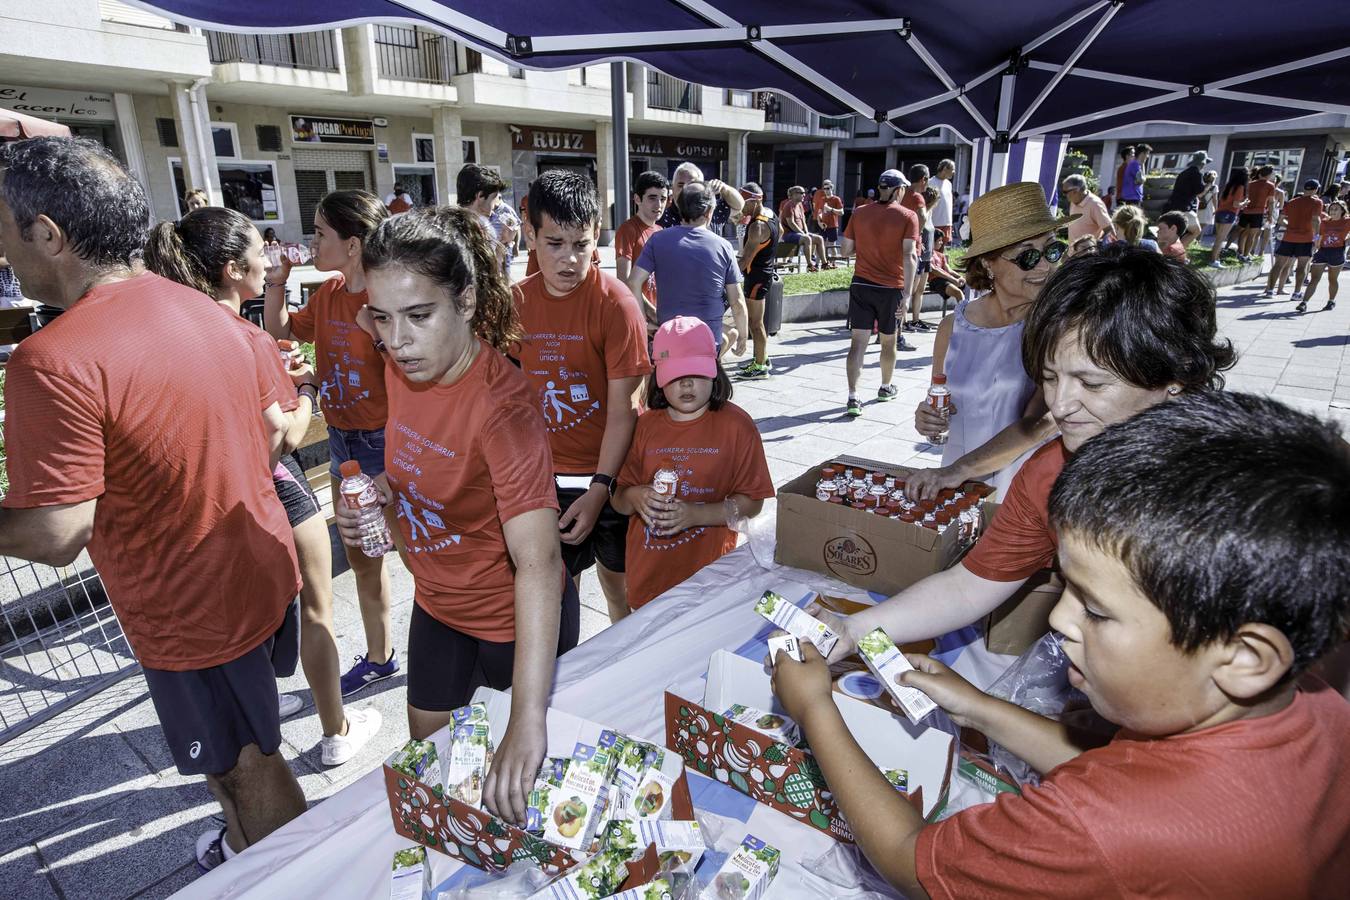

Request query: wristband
[
  {"left": 590, "top": 473, "right": 616, "bottom": 499},
  {"left": 264, "top": 279, "right": 286, "bottom": 288},
  {"left": 297, "top": 383, "right": 319, "bottom": 404}
]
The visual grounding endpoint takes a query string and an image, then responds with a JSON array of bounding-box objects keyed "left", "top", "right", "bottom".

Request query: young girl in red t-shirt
[
  {"left": 1305, "top": 200, "right": 1348, "bottom": 311},
  {"left": 612, "top": 317, "right": 775, "bottom": 611}
]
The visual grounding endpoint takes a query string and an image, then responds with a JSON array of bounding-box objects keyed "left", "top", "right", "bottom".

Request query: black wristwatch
[{"left": 590, "top": 473, "right": 616, "bottom": 499}]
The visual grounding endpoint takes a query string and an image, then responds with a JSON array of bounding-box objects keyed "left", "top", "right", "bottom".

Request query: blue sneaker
[{"left": 340, "top": 651, "right": 399, "bottom": 697}]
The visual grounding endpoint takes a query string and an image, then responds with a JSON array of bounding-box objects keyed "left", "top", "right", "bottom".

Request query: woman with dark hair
[
  {"left": 263, "top": 190, "right": 402, "bottom": 700},
  {"left": 338, "top": 206, "right": 578, "bottom": 825},
  {"left": 818, "top": 244, "right": 1235, "bottom": 658},
  {"left": 1209, "top": 167, "right": 1250, "bottom": 266},
  {"left": 143, "top": 207, "right": 381, "bottom": 767}
]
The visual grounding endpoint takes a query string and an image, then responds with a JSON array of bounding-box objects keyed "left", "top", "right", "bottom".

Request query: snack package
[
  {"left": 389, "top": 846, "right": 429, "bottom": 900},
  {"left": 881, "top": 767, "right": 909, "bottom": 793},
  {"left": 699, "top": 834, "right": 780, "bottom": 900},
  {"left": 444, "top": 709, "right": 494, "bottom": 807},
  {"left": 526, "top": 758, "right": 573, "bottom": 833},
  {"left": 386, "top": 740, "right": 443, "bottom": 798},
  {"left": 610, "top": 873, "right": 695, "bottom": 900},
  {"left": 604, "top": 819, "right": 706, "bottom": 870},
  {"left": 754, "top": 591, "right": 839, "bottom": 657},
  {"left": 610, "top": 733, "right": 653, "bottom": 814},
  {"left": 628, "top": 748, "right": 677, "bottom": 820},
  {"left": 530, "top": 849, "right": 629, "bottom": 900},
  {"left": 856, "top": 629, "right": 937, "bottom": 724},
  {"left": 543, "top": 737, "right": 621, "bottom": 850},
  {"left": 766, "top": 633, "right": 802, "bottom": 663},
  {"left": 722, "top": 704, "right": 800, "bottom": 748}
]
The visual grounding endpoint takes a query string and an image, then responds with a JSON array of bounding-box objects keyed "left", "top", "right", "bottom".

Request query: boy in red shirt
[
  {"left": 1156, "top": 211, "right": 1189, "bottom": 261},
  {"left": 1265, "top": 179, "right": 1324, "bottom": 305},
  {"left": 514, "top": 170, "right": 651, "bottom": 621},
  {"left": 614, "top": 170, "right": 669, "bottom": 314},
  {"left": 773, "top": 391, "right": 1350, "bottom": 899}
]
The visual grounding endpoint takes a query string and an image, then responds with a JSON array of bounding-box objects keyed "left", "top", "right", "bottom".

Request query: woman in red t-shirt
[
  {"left": 337, "top": 206, "right": 576, "bottom": 825},
  {"left": 1305, "top": 200, "right": 1348, "bottom": 311},
  {"left": 817, "top": 245, "right": 1236, "bottom": 661}
]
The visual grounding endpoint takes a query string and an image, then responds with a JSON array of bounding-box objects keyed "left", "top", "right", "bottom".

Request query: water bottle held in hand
[
  {"left": 338, "top": 461, "right": 391, "bottom": 558},
  {"left": 652, "top": 459, "right": 679, "bottom": 500},
  {"left": 927, "top": 374, "right": 952, "bottom": 445}
]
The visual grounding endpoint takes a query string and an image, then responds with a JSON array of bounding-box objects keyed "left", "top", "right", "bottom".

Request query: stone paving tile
[{"left": 0, "top": 844, "right": 61, "bottom": 900}]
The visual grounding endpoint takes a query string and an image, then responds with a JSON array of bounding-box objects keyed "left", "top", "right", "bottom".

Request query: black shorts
[
  {"left": 1313, "top": 246, "right": 1346, "bottom": 267},
  {"left": 916, "top": 257, "right": 932, "bottom": 275},
  {"left": 142, "top": 597, "right": 301, "bottom": 777},
  {"left": 928, "top": 276, "right": 958, "bottom": 295},
  {"left": 823, "top": 226, "right": 839, "bottom": 243},
  {"left": 848, "top": 282, "right": 903, "bottom": 335},
  {"left": 273, "top": 453, "right": 321, "bottom": 528},
  {"left": 556, "top": 484, "right": 628, "bottom": 576},
  {"left": 744, "top": 274, "right": 773, "bottom": 301},
  {"left": 406, "top": 579, "right": 579, "bottom": 712},
  {"left": 1238, "top": 212, "right": 1265, "bottom": 230},
  {"left": 1274, "top": 240, "right": 1313, "bottom": 259},
  {"left": 781, "top": 232, "right": 806, "bottom": 245}
]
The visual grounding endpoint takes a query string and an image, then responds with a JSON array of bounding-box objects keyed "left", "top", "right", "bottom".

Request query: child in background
[
  {"left": 924, "top": 231, "right": 966, "bottom": 315},
  {"left": 1303, "top": 199, "right": 1348, "bottom": 311},
  {"left": 612, "top": 317, "right": 774, "bottom": 613},
  {"left": 771, "top": 391, "right": 1350, "bottom": 899}
]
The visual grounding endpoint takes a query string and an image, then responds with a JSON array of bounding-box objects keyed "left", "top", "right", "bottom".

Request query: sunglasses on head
[{"left": 1004, "top": 241, "right": 1068, "bottom": 271}]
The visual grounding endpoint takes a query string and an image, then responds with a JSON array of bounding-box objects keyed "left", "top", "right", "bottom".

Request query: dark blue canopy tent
[{"left": 130, "top": 0, "right": 1350, "bottom": 209}]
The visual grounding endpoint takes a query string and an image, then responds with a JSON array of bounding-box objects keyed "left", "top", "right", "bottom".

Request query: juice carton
[
  {"left": 386, "top": 740, "right": 443, "bottom": 798},
  {"left": 530, "top": 849, "right": 629, "bottom": 900},
  {"left": 628, "top": 747, "right": 677, "bottom": 820},
  {"left": 610, "top": 873, "right": 696, "bottom": 900},
  {"left": 444, "top": 702, "right": 494, "bottom": 807},
  {"left": 881, "top": 767, "right": 909, "bottom": 793},
  {"left": 766, "top": 633, "right": 802, "bottom": 663},
  {"left": 700, "top": 834, "right": 780, "bottom": 900},
  {"left": 543, "top": 737, "right": 621, "bottom": 850},
  {"left": 753, "top": 591, "right": 839, "bottom": 657},
  {"left": 526, "top": 758, "right": 573, "bottom": 833},
  {"left": 856, "top": 628, "right": 937, "bottom": 724},
  {"left": 722, "top": 704, "right": 800, "bottom": 748},
  {"left": 389, "top": 846, "right": 430, "bottom": 900},
  {"left": 603, "top": 819, "right": 705, "bottom": 869},
  {"left": 611, "top": 734, "right": 658, "bottom": 813}
]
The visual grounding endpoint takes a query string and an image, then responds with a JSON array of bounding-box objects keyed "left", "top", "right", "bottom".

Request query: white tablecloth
[{"left": 174, "top": 546, "right": 1015, "bottom": 899}]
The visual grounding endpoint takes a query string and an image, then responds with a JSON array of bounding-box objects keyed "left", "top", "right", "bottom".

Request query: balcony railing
[
  {"left": 648, "top": 72, "right": 702, "bottom": 113},
  {"left": 755, "top": 91, "right": 810, "bottom": 127},
  {"left": 819, "top": 115, "right": 854, "bottom": 134},
  {"left": 206, "top": 30, "right": 341, "bottom": 72},
  {"left": 374, "top": 25, "right": 456, "bottom": 83}
]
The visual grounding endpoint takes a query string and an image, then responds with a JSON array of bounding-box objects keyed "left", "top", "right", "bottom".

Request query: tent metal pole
[
  {"left": 1206, "top": 46, "right": 1350, "bottom": 90},
  {"left": 904, "top": 32, "right": 996, "bottom": 138},
  {"left": 528, "top": 19, "right": 911, "bottom": 53},
  {"left": 611, "top": 62, "right": 631, "bottom": 228},
  {"left": 1022, "top": 89, "right": 1191, "bottom": 136},
  {"left": 1024, "top": 60, "right": 1188, "bottom": 92},
  {"left": 1207, "top": 89, "right": 1350, "bottom": 117},
  {"left": 1009, "top": 2, "right": 1121, "bottom": 137},
  {"left": 1021, "top": 0, "right": 1112, "bottom": 54}
]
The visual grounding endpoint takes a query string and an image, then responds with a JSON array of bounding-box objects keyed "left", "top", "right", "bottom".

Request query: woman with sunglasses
[{"left": 909, "top": 182, "right": 1070, "bottom": 500}]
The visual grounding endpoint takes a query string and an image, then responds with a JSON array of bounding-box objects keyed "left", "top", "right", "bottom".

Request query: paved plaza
[{"left": 1, "top": 262, "right": 1347, "bottom": 899}]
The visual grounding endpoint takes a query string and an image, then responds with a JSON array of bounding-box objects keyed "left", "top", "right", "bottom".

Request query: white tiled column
[{"left": 434, "top": 106, "right": 465, "bottom": 206}]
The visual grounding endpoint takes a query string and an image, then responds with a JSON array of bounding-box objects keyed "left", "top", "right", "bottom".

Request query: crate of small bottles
[{"left": 773, "top": 456, "right": 996, "bottom": 595}]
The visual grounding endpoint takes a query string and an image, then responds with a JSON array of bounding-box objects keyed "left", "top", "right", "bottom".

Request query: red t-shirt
[
  {"left": 1161, "top": 240, "right": 1187, "bottom": 260},
  {"left": 287, "top": 275, "right": 387, "bottom": 431},
  {"left": 615, "top": 215, "right": 662, "bottom": 304},
  {"left": 917, "top": 682, "right": 1350, "bottom": 899},
  {"left": 383, "top": 342, "right": 559, "bottom": 642},
  {"left": 844, "top": 200, "right": 921, "bottom": 290},
  {"left": 813, "top": 191, "right": 842, "bottom": 228},
  {"left": 962, "top": 439, "right": 1067, "bottom": 582},
  {"left": 1217, "top": 184, "right": 1246, "bottom": 214},
  {"left": 1282, "top": 195, "right": 1325, "bottom": 242},
  {"left": 1245, "top": 180, "right": 1276, "bottom": 217},
  {"left": 901, "top": 189, "right": 926, "bottom": 217},
  {"left": 617, "top": 404, "right": 774, "bottom": 608},
  {"left": 228, "top": 311, "right": 300, "bottom": 415},
  {"left": 2, "top": 273, "right": 299, "bottom": 670},
  {"left": 512, "top": 267, "right": 651, "bottom": 474},
  {"left": 1319, "top": 217, "right": 1350, "bottom": 249}
]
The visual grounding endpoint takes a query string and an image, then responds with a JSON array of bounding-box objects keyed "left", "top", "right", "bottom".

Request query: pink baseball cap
[{"left": 652, "top": 316, "right": 717, "bottom": 388}]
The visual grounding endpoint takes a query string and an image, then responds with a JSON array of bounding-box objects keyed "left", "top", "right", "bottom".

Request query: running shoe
[
  {"left": 196, "top": 827, "right": 231, "bottom": 872},
  {"left": 1291, "top": 291, "right": 1304, "bottom": 302},
  {"left": 1295, "top": 300, "right": 1307, "bottom": 313},
  {"left": 877, "top": 385, "right": 899, "bottom": 401},
  {"left": 340, "top": 651, "right": 400, "bottom": 697},
  {"left": 845, "top": 397, "right": 863, "bottom": 418},
  {"left": 1259, "top": 289, "right": 1274, "bottom": 298},
  {"left": 321, "top": 707, "right": 382, "bottom": 766},
  {"left": 278, "top": 693, "right": 303, "bottom": 718},
  {"left": 739, "top": 361, "right": 772, "bottom": 379},
  {"left": 1324, "top": 301, "right": 1337, "bottom": 311},
  {"left": 898, "top": 336, "right": 917, "bottom": 351},
  {"left": 1208, "top": 260, "right": 1224, "bottom": 269}
]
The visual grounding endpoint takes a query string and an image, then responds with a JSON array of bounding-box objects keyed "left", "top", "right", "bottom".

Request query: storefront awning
[
  {"left": 127, "top": 1, "right": 1348, "bottom": 144},
  {"left": 0, "top": 107, "right": 73, "bottom": 140}
]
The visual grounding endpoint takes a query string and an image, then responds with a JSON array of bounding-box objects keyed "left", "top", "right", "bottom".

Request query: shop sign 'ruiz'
[{"left": 509, "top": 125, "right": 596, "bottom": 155}]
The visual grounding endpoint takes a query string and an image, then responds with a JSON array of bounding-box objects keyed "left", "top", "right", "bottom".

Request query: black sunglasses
[{"left": 1004, "top": 241, "right": 1068, "bottom": 271}]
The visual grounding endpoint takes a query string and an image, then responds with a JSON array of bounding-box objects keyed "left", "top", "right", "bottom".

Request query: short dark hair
[
  {"left": 456, "top": 164, "right": 507, "bottom": 205},
  {"left": 908, "top": 164, "right": 930, "bottom": 183},
  {"left": 676, "top": 182, "right": 715, "bottom": 222},
  {"left": 645, "top": 356, "right": 734, "bottom": 411},
  {"left": 317, "top": 189, "right": 388, "bottom": 242},
  {"left": 1022, "top": 243, "right": 1235, "bottom": 392},
  {"left": 0, "top": 136, "right": 149, "bottom": 268},
  {"left": 1157, "top": 211, "right": 1188, "bottom": 234},
  {"left": 1049, "top": 391, "right": 1350, "bottom": 674},
  {"left": 528, "top": 170, "right": 599, "bottom": 231},
  {"left": 1136, "top": 143, "right": 1153, "bottom": 154},
  {"left": 633, "top": 170, "right": 669, "bottom": 199},
  {"left": 1120, "top": 145, "right": 1135, "bottom": 159}
]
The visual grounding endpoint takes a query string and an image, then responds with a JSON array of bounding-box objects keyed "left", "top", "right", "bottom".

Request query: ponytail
[
  {"left": 142, "top": 220, "right": 215, "bottom": 296},
  {"left": 142, "top": 207, "right": 257, "bottom": 299}
]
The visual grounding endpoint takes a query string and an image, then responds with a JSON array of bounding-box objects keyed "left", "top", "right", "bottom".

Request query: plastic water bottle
[
  {"left": 652, "top": 459, "right": 679, "bottom": 500},
  {"left": 338, "top": 461, "right": 391, "bottom": 557},
  {"left": 927, "top": 374, "right": 952, "bottom": 445}
]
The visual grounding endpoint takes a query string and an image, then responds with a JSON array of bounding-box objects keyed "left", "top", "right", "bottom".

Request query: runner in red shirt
[
  {"left": 1305, "top": 199, "right": 1348, "bottom": 311},
  {"left": 0, "top": 137, "right": 306, "bottom": 869},
  {"left": 1266, "top": 179, "right": 1325, "bottom": 310},
  {"left": 614, "top": 170, "right": 669, "bottom": 311},
  {"left": 1239, "top": 166, "right": 1277, "bottom": 258},
  {"left": 343, "top": 206, "right": 576, "bottom": 826},
  {"left": 263, "top": 191, "right": 403, "bottom": 699}
]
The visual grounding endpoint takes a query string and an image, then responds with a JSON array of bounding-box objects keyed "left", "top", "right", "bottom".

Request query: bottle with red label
[
  {"left": 338, "top": 460, "right": 391, "bottom": 558},
  {"left": 927, "top": 374, "right": 952, "bottom": 445},
  {"left": 652, "top": 459, "right": 679, "bottom": 500}
]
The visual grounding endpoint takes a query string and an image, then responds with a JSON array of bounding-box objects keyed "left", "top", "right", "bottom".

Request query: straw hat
[{"left": 963, "top": 182, "right": 1078, "bottom": 258}]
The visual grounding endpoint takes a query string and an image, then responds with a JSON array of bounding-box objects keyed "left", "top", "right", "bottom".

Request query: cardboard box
[
  {"left": 664, "top": 651, "right": 955, "bottom": 844},
  {"left": 984, "top": 570, "right": 1064, "bottom": 656},
  {"left": 384, "top": 688, "right": 694, "bottom": 879},
  {"left": 774, "top": 455, "right": 995, "bottom": 595}
]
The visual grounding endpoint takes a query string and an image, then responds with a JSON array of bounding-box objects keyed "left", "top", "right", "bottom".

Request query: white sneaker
[
  {"left": 320, "top": 707, "right": 382, "bottom": 766},
  {"left": 278, "top": 693, "right": 303, "bottom": 719}
]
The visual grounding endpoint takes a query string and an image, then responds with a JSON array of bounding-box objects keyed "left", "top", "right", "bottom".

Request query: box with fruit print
[
  {"left": 664, "top": 651, "right": 955, "bottom": 844},
  {"left": 384, "top": 686, "right": 696, "bottom": 880}
]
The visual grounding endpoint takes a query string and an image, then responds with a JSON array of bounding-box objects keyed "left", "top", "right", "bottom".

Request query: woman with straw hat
[{"left": 908, "top": 181, "right": 1073, "bottom": 500}]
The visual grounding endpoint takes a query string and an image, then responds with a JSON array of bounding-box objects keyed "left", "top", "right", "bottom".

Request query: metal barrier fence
[
  {"left": 206, "top": 30, "right": 342, "bottom": 72},
  {"left": 648, "top": 72, "right": 703, "bottom": 113}
]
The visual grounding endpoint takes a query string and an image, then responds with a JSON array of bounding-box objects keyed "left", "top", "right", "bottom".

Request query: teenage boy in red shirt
[
  {"left": 773, "top": 391, "right": 1350, "bottom": 899},
  {"left": 514, "top": 170, "right": 651, "bottom": 621},
  {"left": 614, "top": 170, "right": 669, "bottom": 315}
]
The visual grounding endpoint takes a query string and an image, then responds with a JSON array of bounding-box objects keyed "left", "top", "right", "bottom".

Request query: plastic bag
[
  {"left": 430, "top": 858, "right": 553, "bottom": 898},
  {"left": 728, "top": 496, "right": 777, "bottom": 570}
]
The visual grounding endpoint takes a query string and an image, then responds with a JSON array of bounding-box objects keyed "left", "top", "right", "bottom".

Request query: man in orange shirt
[
  {"left": 614, "top": 170, "right": 669, "bottom": 313},
  {"left": 0, "top": 137, "right": 306, "bottom": 869},
  {"left": 1264, "top": 179, "right": 1324, "bottom": 306},
  {"left": 839, "top": 168, "right": 919, "bottom": 418},
  {"left": 778, "top": 185, "right": 825, "bottom": 272},
  {"left": 812, "top": 179, "right": 845, "bottom": 266},
  {"left": 515, "top": 171, "right": 651, "bottom": 620}
]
